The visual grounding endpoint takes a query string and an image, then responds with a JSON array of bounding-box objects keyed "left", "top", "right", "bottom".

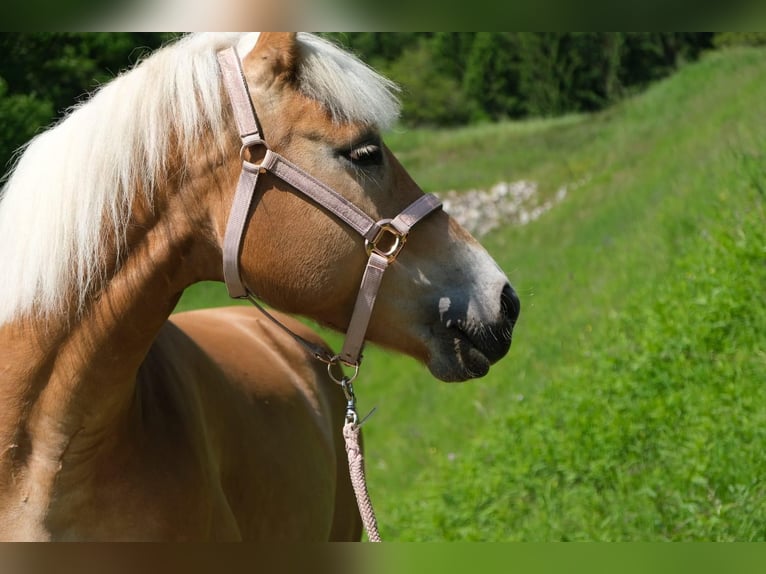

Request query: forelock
[{"left": 295, "top": 33, "right": 401, "bottom": 130}]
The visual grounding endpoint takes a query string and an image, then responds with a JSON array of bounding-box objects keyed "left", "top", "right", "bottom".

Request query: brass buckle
[{"left": 365, "top": 221, "right": 407, "bottom": 262}]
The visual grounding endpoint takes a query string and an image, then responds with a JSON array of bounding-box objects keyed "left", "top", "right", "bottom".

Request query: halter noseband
[{"left": 217, "top": 47, "right": 442, "bottom": 375}]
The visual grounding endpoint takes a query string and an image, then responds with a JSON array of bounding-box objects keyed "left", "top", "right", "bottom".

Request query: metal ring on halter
[
  {"left": 239, "top": 137, "right": 269, "bottom": 164},
  {"left": 327, "top": 358, "right": 360, "bottom": 385}
]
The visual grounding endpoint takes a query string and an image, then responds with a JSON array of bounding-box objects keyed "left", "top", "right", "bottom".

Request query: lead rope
[
  {"left": 341, "top": 379, "right": 382, "bottom": 542},
  {"left": 248, "top": 291, "right": 382, "bottom": 541}
]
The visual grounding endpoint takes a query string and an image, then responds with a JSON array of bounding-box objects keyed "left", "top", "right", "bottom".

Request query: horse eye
[{"left": 345, "top": 142, "right": 383, "bottom": 166}]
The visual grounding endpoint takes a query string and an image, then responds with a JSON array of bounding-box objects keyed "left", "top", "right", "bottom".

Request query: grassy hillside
[{"left": 176, "top": 47, "right": 766, "bottom": 540}]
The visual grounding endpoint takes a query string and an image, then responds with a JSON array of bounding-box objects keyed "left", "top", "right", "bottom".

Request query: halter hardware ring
[
  {"left": 239, "top": 137, "right": 270, "bottom": 164},
  {"left": 365, "top": 221, "right": 407, "bottom": 263},
  {"left": 327, "top": 357, "right": 360, "bottom": 385}
]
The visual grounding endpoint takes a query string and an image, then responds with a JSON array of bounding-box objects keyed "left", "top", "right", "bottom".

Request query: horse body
[
  {"left": 0, "top": 32, "right": 518, "bottom": 540},
  {"left": 1, "top": 303, "right": 355, "bottom": 541}
]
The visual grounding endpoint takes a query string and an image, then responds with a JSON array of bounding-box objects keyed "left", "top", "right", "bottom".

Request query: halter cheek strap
[{"left": 217, "top": 47, "right": 441, "bottom": 370}]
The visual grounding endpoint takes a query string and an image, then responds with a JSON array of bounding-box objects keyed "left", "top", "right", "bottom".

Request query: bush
[
  {"left": 0, "top": 77, "right": 53, "bottom": 173},
  {"left": 380, "top": 40, "right": 477, "bottom": 127},
  {"left": 0, "top": 33, "right": 174, "bottom": 173}
]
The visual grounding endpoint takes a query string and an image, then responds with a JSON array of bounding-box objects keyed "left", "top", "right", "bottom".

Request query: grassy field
[{"left": 176, "top": 47, "right": 766, "bottom": 540}]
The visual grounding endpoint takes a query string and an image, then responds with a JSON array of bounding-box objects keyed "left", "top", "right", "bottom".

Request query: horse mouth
[
  {"left": 425, "top": 286, "right": 520, "bottom": 382},
  {"left": 428, "top": 321, "right": 514, "bottom": 383}
]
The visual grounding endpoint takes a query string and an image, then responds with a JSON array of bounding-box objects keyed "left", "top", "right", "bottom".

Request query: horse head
[{"left": 210, "top": 33, "right": 519, "bottom": 382}]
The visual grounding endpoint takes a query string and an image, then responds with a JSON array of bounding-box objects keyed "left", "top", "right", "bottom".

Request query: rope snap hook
[{"left": 341, "top": 378, "right": 359, "bottom": 425}]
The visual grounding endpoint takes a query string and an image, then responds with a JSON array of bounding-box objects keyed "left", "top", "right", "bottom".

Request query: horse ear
[{"left": 241, "top": 32, "right": 299, "bottom": 82}]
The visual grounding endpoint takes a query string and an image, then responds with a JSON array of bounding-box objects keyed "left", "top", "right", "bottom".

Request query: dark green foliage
[
  {"left": 516, "top": 33, "right": 625, "bottom": 114},
  {"left": 619, "top": 33, "right": 712, "bottom": 89},
  {"left": 0, "top": 32, "right": 720, "bottom": 171},
  {"left": 329, "top": 32, "right": 714, "bottom": 127},
  {"left": 0, "top": 33, "right": 175, "bottom": 174},
  {"left": 321, "top": 32, "right": 422, "bottom": 65},
  {"left": 463, "top": 32, "right": 524, "bottom": 121},
  {"left": 430, "top": 32, "right": 476, "bottom": 84},
  {"left": 378, "top": 40, "right": 476, "bottom": 127},
  {"left": 0, "top": 76, "right": 52, "bottom": 172}
]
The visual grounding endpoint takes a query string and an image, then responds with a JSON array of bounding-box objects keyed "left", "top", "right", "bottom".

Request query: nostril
[{"left": 501, "top": 284, "right": 521, "bottom": 324}]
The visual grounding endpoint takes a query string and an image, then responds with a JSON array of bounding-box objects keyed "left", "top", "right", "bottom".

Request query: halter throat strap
[{"left": 217, "top": 46, "right": 441, "bottom": 369}]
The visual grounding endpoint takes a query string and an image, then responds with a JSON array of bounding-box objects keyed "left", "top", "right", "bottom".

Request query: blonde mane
[{"left": 0, "top": 32, "right": 400, "bottom": 325}]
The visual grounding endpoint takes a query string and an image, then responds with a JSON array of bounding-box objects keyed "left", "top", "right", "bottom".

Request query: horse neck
[{"left": 0, "top": 148, "right": 229, "bottom": 490}]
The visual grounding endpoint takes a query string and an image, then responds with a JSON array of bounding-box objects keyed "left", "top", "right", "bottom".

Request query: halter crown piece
[{"left": 217, "top": 47, "right": 442, "bottom": 374}]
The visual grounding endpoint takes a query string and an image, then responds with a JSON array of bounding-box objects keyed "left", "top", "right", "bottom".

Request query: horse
[{"left": 0, "top": 32, "right": 520, "bottom": 541}]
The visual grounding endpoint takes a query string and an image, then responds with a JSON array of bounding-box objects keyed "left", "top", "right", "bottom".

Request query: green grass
[{"left": 176, "top": 47, "right": 766, "bottom": 540}]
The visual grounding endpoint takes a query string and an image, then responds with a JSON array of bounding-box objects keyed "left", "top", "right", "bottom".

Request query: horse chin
[{"left": 426, "top": 332, "right": 494, "bottom": 383}]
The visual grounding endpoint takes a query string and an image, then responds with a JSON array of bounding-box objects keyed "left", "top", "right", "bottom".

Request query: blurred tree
[
  {"left": 321, "top": 33, "right": 422, "bottom": 66},
  {"left": 463, "top": 32, "right": 524, "bottom": 121},
  {"left": 0, "top": 33, "right": 174, "bottom": 174},
  {"left": 381, "top": 39, "right": 476, "bottom": 126},
  {"left": 567, "top": 33, "right": 625, "bottom": 112},
  {"left": 517, "top": 33, "right": 626, "bottom": 117},
  {"left": 430, "top": 32, "right": 477, "bottom": 83},
  {"left": 619, "top": 33, "right": 712, "bottom": 89},
  {"left": 0, "top": 76, "right": 53, "bottom": 172}
]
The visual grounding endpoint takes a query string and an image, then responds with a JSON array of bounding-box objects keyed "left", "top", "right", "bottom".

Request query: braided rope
[{"left": 343, "top": 421, "right": 382, "bottom": 542}]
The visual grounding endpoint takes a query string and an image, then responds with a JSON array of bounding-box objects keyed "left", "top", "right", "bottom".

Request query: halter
[{"left": 217, "top": 47, "right": 442, "bottom": 378}]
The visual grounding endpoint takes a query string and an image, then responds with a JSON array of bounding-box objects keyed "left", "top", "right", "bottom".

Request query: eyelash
[{"left": 345, "top": 142, "right": 383, "bottom": 166}]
